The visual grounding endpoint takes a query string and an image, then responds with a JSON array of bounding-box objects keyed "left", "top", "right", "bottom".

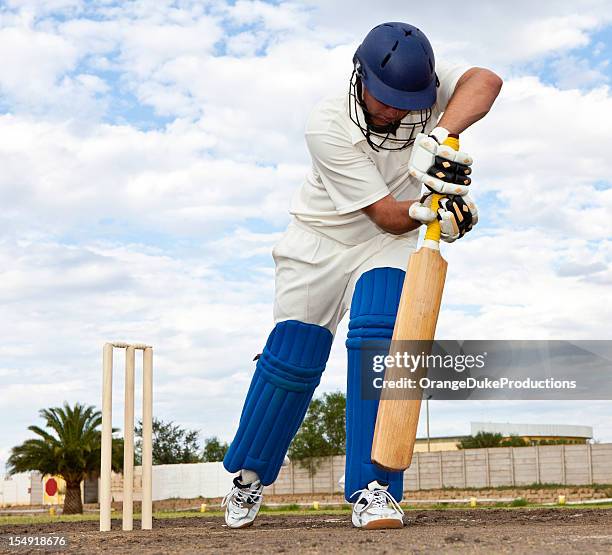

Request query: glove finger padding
[
  {"left": 408, "top": 133, "right": 472, "bottom": 196},
  {"left": 437, "top": 194, "right": 478, "bottom": 243},
  {"left": 427, "top": 155, "right": 472, "bottom": 186},
  {"left": 436, "top": 145, "right": 473, "bottom": 167},
  {"left": 422, "top": 175, "right": 471, "bottom": 196}
]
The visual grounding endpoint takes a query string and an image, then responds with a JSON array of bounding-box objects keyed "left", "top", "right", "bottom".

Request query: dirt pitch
[{"left": 2, "top": 508, "right": 612, "bottom": 554}]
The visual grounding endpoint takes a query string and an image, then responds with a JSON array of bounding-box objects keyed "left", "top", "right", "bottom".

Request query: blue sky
[{"left": 1, "top": 0, "right": 611, "bottom": 472}]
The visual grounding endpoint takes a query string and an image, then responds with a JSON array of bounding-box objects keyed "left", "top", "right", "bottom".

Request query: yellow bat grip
[
  {"left": 424, "top": 194, "right": 442, "bottom": 241},
  {"left": 424, "top": 136, "right": 460, "bottom": 243}
]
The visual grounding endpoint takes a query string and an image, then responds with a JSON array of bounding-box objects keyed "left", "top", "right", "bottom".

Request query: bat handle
[{"left": 424, "top": 136, "right": 460, "bottom": 244}]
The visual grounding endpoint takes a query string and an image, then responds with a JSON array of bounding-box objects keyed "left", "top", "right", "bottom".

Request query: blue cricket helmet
[{"left": 354, "top": 22, "right": 437, "bottom": 110}]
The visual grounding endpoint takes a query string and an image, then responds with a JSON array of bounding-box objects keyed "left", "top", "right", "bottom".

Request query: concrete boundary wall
[
  {"left": 266, "top": 444, "right": 612, "bottom": 496},
  {"left": 105, "top": 462, "right": 234, "bottom": 502}
]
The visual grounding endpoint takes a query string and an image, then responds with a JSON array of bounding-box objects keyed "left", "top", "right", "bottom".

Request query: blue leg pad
[
  {"left": 345, "top": 267, "right": 405, "bottom": 503},
  {"left": 224, "top": 320, "right": 333, "bottom": 485}
]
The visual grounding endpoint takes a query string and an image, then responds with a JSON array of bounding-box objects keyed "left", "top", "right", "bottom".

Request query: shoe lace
[
  {"left": 222, "top": 484, "right": 262, "bottom": 510},
  {"left": 352, "top": 487, "right": 404, "bottom": 516}
]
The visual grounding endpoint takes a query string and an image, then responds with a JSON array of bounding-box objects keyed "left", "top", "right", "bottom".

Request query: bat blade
[{"left": 371, "top": 245, "right": 447, "bottom": 471}]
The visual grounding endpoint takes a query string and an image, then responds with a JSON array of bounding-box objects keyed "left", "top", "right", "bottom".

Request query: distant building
[
  {"left": 413, "top": 435, "right": 466, "bottom": 453},
  {"left": 0, "top": 472, "right": 43, "bottom": 506},
  {"left": 413, "top": 421, "right": 593, "bottom": 453}
]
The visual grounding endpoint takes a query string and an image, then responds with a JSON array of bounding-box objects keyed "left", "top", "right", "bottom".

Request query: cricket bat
[{"left": 370, "top": 136, "right": 459, "bottom": 471}]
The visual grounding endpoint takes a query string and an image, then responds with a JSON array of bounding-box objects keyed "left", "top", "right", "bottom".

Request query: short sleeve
[
  {"left": 436, "top": 60, "right": 471, "bottom": 111},
  {"left": 305, "top": 128, "right": 389, "bottom": 215}
]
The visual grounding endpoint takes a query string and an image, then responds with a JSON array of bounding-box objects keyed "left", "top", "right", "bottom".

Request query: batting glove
[
  {"left": 408, "top": 130, "right": 473, "bottom": 196},
  {"left": 409, "top": 193, "right": 478, "bottom": 243}
]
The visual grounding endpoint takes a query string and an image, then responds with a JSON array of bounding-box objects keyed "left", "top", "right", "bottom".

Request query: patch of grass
[
  {"left": 431, "top": 503, "right": 453, "bottom": 510},
  {"left": 155, "top": 510, "right": 224, "bottom": 519},
  {"left": 260, "top": 508, "right": 351, "bottom": 516},
  {"left": 510, "top": 498, "right": 529, "bottom": 507},
  {"left": 559, "top": 503, "right": 612, "bottom": 509},
  {"left": 301, "top": 504, "right": 352, "bottom": 511},
  {"left": 260, "top": 503, "right": 300, "bottom": 512}
]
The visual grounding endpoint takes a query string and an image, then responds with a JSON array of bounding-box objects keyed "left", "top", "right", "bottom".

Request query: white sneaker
[
  {"left": 351, "top": 480, "right": 404, "bottom": 530},
  {"left": 222, "top": 476, "right": 264, "bottom": 529}
]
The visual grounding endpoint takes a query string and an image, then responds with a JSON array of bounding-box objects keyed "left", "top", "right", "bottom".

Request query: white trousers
[{"left": 272, "top": 219, "right": 418, "bottom": 334}]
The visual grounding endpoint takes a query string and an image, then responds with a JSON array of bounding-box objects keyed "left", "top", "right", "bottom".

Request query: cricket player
[{"left": 222, "top": 22, "right": 502, "bottom": 529}]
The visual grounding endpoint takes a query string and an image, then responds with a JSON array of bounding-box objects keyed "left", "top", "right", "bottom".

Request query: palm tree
[{"left": 7, "top": 402, "right": 119, "bottom": 515}]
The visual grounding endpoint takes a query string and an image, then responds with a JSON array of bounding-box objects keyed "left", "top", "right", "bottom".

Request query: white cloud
[
  {"left": 207, "top": 227, "right": 284, "bottom": 259},
  {"left": 517, "top": 15, "right": 597, "bottom": 59},
  {"left": 550, "top": 55, "right": 610, "bottom": 89},
  {"left": 116, "top": 17, "right": 223, "bottom": 79},
  {"left": 466, "top": 77, "right": 612, "bottom": 239},
  {"left": 0, "top": 115, "right": 307, "bottom": 237},
  {"left": 146, "top": 38, "right": 354, "bottom": 163},
  {"left": 4, "top": 0, "right": 84, "bottom": 18},
  {"left": 0, "top": 24, "right": 78, "bottom": 107},
  {"left": 224, "top": 30, "right": 269, "bottom": 57},
  {"left": 226, "top": 0, "right": 310, "bottom": 31},
  {"left": 302, "top": 0, "right": 612, "bottom": 68},
  {"left": 440, "top": 231, "right": 610, "bottom": 340}
]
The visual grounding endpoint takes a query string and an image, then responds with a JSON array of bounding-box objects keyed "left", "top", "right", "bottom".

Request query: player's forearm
[
  {"left": 363, "top": 195, "right": 421, "bottom": 235},
  {"left": 437, "top": 68, "right": 503, "bottom": 135}
]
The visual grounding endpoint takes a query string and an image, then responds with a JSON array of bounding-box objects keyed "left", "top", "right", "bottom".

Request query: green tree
[
  {"left": 458, "top": 431, "right": 504, "bottom": 449},
  {"left": 288, "top": 391, "right": 346, "bottom": 475},
  {"left": 537, "top": 439, "right": 581, "bottom": 446},
  {"left": 318, "top": 392, "right": 346, "bottom": 454},
  {"left": 202, "top": 437, "right": 229, "bottom": 462},
  {"left": 501, "top": 435, "right": 529, "bottom": 447},
  {"left": 6, "top": 403, "right": 120, "bottom": 515},
  {"left": 135, "top": 418, "right": 202, "bottom": 465}
]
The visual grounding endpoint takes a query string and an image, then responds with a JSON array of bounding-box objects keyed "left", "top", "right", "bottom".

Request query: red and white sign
[{"left": 45, "top": 478, "right": 58, "bottom": 497}]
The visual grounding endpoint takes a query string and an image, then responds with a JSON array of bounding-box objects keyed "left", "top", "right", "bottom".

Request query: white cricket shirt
[{"left": 290, "top": 60, "right": 470, "bottom": 246}]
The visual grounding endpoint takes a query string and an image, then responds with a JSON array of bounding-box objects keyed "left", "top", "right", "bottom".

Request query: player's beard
[{"left": 364, "top": 113, "right": 402, "bottom": 135}]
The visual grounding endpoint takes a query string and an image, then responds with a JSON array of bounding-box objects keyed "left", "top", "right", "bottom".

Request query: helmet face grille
[{"left": 348, "top": 70, "right": 432, "bottom": 152}]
